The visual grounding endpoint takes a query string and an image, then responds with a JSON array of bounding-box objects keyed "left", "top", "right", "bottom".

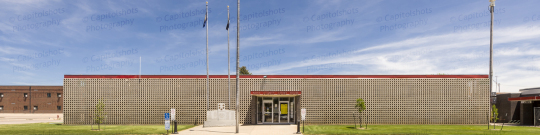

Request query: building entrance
[
  {"left": 251, "top": 91, "right": 301, "bottom": 125},
  {"left": 257, "top": 97, "right": 295, "bottom": 124}
]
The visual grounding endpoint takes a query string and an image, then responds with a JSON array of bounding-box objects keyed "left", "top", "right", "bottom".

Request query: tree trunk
[
  {"left": 98, "top": 124, "right": 100, "bottom": 130},
  {"left": 359, "top": 113, "right": 362, "bottom": 128},
  {"left": 353, "top": 113, "right": 356, "bottom": 128}
]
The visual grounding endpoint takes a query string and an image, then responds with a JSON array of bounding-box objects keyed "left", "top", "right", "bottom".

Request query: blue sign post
[{"left": 165, "top": 113, "right": 170, "bottom": 131}]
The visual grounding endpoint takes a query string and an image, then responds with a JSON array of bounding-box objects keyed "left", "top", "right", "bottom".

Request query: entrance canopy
[
  {"left": 508, "top": 96, "right": 540, "bottom": 101},
  {"left": 250, "top": 91, "right": 301, "bottom": 97}
]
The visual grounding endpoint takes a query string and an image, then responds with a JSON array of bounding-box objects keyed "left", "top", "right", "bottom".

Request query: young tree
[
  {"left": 492, "top": 105, "right": 499, "bottom": 129},
  {"left": 239, "top": 66, "right": 252, "bottom": 75},
  {"left": 94, "top": 98, "right": 106, "bottom": 130},
  {"left": 355, "top": 98, "right": 366, "bottom": 128}
]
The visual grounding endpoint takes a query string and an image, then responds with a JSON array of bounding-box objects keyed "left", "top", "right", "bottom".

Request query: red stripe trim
[
  {"left": 64, "top": 75, "right": 488, "bottom": 79},
  {"left": 250, "top": 91, "right": 301, "bottom": 95},
  {"left": 508, "top": 96, "right": 540, "bottom": 101}
]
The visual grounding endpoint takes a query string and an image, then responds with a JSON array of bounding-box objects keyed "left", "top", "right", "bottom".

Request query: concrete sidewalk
[
  {"left": 0, "top": 113, "right": 62, "bottom": 124},
  {"left": 178, "top": 124, "right": 300, "bottom": 135}
]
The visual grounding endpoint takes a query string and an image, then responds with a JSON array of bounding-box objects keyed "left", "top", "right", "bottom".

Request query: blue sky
[{"left": 1, "top": 0, "right": 539, "bottom": 93}]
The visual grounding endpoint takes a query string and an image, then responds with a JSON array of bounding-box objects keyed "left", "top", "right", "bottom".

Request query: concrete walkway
[
  {"left": 489, "top": 123, "right": 540, "bottom": 127},
  {"left": 0, "top": 113, "right": 63, "bottom": 124},
  {"left": 178, "top": 124, "right": 300, "bottom": 135}
]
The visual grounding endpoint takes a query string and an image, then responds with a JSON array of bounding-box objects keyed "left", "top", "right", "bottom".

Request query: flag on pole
[
  {"left": 226, "top": 7, "right": 230, "bottom": 30},
  {"left": 203, "top": 5, "right": 208, "bottom": 28}
]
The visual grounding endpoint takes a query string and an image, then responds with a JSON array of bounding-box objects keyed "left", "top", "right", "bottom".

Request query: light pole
[
  {"left": 498, "top": 83, "right": 500, "bottom": 93},
  {"left": 488, "top": 0, "right": 495, "bottom": 129},
  {"left": 495, "top": 76, "right": 498, "bottom": 93}
]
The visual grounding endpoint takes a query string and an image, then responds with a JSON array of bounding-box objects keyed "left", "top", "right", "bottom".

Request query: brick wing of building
[
  {"left": 0, "top": 86, "right": 63, "bottom": 113},
  {"left": 63, "top": 75, "right": 489, "bottom": 125}
]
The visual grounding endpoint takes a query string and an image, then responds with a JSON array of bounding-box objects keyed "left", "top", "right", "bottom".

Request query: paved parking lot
[
  {"left": 0, "top": 113, "right": 62, "bottom": 124},
  {"left": 178, "top": 124, "right": 300, "bottom": 135}
]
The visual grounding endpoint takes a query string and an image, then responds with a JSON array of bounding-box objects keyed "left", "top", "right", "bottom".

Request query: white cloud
[
  {"left": 252, "top": 25, "right": 540, "bottom": 93},
  {"left": 0, "top": 46, "right": 30, "bottom": 55}
]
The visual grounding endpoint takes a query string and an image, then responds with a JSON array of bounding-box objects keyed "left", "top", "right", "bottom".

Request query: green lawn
[
  {"left": 0, "top": 123, "right": 195, "bottom": 135},
  {"left": 302, "top": 125, "right": 540, "bottom": 135}
]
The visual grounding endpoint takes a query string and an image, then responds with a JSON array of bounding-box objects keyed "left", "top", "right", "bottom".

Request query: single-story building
[
  {"left": 62, "top": 75, "right": 489, "bottom": 125},
  {"left": 0, "top": 86, "right": 63, "bottom": 113},
  {"left": 508, "top": 87, "right": 540, "bottom": 125}
]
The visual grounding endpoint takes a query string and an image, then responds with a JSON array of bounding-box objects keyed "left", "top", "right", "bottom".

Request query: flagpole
[
  {"left": 236, "top": 0, "right": 240, "bottom": 133},
  {"left": 227, "top": 5, "right": 231, "bottom": 110},
  {"left": 205, "top": 1, "right": 209, "bottom": 112},
  {"left": 488, "top": 0, "right": 495, "bottom": 129}
]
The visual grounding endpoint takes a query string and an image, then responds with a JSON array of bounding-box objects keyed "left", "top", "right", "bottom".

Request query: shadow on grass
[{"left": 346, "top": 126, "right": 368, "bottom": 130}]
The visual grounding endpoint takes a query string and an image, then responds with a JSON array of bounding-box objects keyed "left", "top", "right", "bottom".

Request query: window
[
  {"left": 23, "top": 106, "right": 28, "bottom": 110},
  {"left": 47, "top": 93, "right": 51, "bottom": 98},
  {"left": 23, "top": 93, "right": 28, "bottom": 98},
  {"left": 33, "top": 106, "right": 38, "bottom": 110},
  {"left": 57, "top": 106, "right": 61, "bottom": 110}
]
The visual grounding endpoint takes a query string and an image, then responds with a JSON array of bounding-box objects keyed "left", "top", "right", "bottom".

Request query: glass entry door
[
  {"left": 262, "top": 100, "right": 273, "bottom": 123},
  {"left": 258, "top": 97, "right": 295, "bottom": 124},
  {"left": 279, "top": 101, "right": 289, "bottom": 123}
]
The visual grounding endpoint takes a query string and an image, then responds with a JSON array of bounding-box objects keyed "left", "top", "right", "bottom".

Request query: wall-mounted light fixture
[
  {"left": 57, "top": 93, "right": 62, "bottom": 98},
  {"left": 0, "top": 93, "right": 3, "bottom": 98},
  {"left": 24, "top": 93, "right": 28, "bottom": 98}
]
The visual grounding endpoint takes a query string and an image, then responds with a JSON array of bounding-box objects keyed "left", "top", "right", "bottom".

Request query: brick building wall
[
  {"left": 63, "top": 75, "right": 489, "bottom": 125},
  {"left": 0, "top": 86, "right": 63, "bottom": 113}
]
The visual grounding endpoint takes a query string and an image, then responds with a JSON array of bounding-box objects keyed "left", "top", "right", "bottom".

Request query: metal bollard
[{"left": 173, "top": 120, "right": 178, "bottom": 134}]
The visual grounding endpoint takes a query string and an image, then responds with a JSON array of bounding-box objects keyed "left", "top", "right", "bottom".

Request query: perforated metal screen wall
[{"left": 63, "top": 77, "right": 489, "bottom": 125}]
